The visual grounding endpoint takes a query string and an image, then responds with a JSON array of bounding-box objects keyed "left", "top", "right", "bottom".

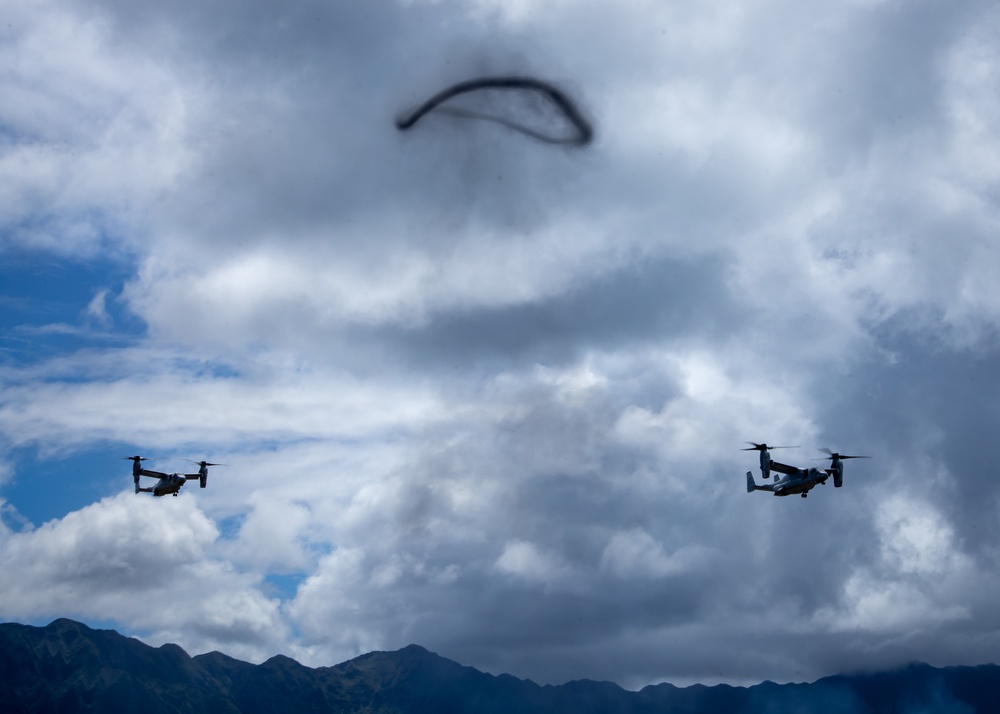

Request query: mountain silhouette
[{"left": 1, "top": 619, "right": 998, "bottom": 713}]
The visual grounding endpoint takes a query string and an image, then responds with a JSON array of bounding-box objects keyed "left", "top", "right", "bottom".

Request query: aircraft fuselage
[
  {"left": 152, "top": 474, "right": 187, "bottom": 497},
  {"left": 772, "top": 468, "right": 827, "bottom": 495},
  {"left": 748, "top": 467, "right": 828, "bottom": 498}
]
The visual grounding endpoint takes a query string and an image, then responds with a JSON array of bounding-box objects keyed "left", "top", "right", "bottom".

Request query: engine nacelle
[
  {"left": 186, "top": 460, "right": 219, "bottom": 488},
  {"left": 829, "top": 457, "right": 844, "bottom": 488},
  {"left": 759, "top": 450, "right": 771, "bottom": 478}
]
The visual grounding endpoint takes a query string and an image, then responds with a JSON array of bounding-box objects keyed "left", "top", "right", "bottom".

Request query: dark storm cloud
[
  {"left": 85, "top": 0, "right": 588, "bottom": 261},
  {"left": 812, "top": 315, "right": 1000, "bottom": 558},
  {"left": 334, "top": 253, "right": 748, "bottom": 376},
  {"left": 785, "top": 2, "right": 977, "bottom": 147},
  {"left": 302, "top": 360, "right": 884, "bottom": 686},
  {"left": 296, "top": 367, "right": 712, "bottom": 645}
]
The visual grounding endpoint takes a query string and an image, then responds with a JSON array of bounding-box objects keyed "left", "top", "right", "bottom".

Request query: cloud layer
[{"left": 1, "top": 0, "right": 999, "bottom": 689}]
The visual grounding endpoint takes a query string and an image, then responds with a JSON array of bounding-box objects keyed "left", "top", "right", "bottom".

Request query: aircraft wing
[
  {"left": 768, "top": 460, "right": 800, "bottom": 475},
  {"left": 183, "top": 473, "right": 202, "bottom": 480},
  {"left": 139, "top": 468, "right": 169, "bottom": 479}
]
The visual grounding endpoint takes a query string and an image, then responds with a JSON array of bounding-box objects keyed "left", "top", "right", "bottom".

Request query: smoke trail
[{"left": 396, "top": 76, "right": 593, "bottom": 147}]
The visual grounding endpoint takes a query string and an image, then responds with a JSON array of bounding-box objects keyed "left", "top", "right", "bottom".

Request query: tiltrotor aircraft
[
  {"left": 744, "top": 443, "right": 869, "bottom": 498},
  {"left": 123, "top": 456, "right": 220, "bottom": 497}
]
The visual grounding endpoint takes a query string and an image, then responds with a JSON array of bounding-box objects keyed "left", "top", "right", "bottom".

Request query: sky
[{"left": 1, "top": 0, "right": 999, "bottom": 691}]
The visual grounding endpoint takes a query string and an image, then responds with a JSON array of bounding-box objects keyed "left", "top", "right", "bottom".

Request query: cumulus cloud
[{"left": 0, "top": 494, "right": 288, "bottom": 661}]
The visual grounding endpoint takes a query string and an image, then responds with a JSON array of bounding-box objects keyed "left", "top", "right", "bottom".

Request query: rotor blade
[
  {"left": 741, "top": 443, "right": 799, "bottom": 451},
  {"left": 819, "top": 449, "right": 871, "bottom": 460}
]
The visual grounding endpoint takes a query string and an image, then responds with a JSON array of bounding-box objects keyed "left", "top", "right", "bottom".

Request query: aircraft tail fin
[{"left": 746, "top": 471, "right": 756, "bottom": 493}]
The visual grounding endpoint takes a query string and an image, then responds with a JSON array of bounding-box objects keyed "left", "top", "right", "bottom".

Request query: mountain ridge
[{"left": 1, "top": 618, "right": 997, "bottom": 713}]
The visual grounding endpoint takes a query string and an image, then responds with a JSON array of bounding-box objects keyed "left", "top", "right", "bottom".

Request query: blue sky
[
  {"left": 1, "top": 0, "right": 1000, "bottom": 690},
  {"left": 0, "top": 250, "right": 142, "bottom": 522}
]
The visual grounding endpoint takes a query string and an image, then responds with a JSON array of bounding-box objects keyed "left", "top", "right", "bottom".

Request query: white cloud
[
  {"left": 0, "top": 493, "right": 288, "bottom": 662},
  {"left": 495, "top": 539, "right": 575, "bottom": 584},
  {"left": 0, "top": 0, "right": 191, "bottom": 257},
  {"left": 217, "top": 494, "right": 314, "bottom": 573},
  {"left": 813, "top": 493, "right": 980, "bottom": 636},
  {"left": 876, "top": 494, "right": 967, "bottom": 576},
  {"left": 600, "top": 528, "right": 713, "bottom": 579},
  {"left": 0, "top": 348, "right": 446, "bottom": 452}
]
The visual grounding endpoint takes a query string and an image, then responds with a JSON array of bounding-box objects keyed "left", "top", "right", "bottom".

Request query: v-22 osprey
[
  {"left": 743, "top": 443, "right": 869, "bottom": 498},
  {"left": 123, "top": 456, "right": 221, "bottom": 497}
]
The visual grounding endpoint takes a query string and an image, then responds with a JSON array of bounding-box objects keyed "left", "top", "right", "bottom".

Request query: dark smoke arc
[{"left": 396, "top": 76, "right": 593, "bottom": 146}]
